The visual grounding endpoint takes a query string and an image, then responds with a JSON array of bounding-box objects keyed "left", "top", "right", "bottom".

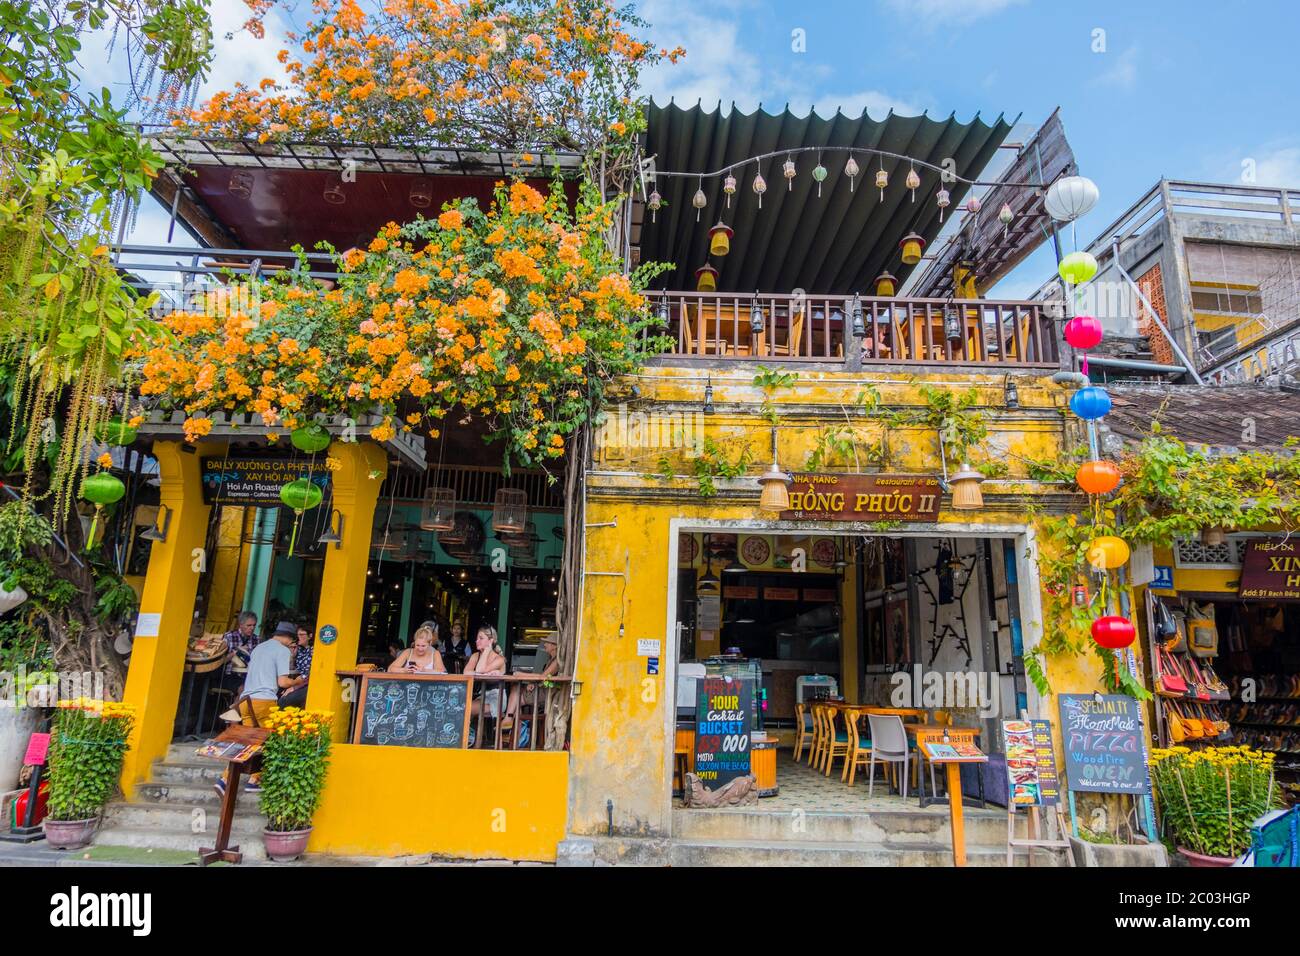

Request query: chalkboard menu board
[
  {"left": 356, "top": 676, "right": 470, "bottom": 748},
  {"left": 1058, "top": 694, "right": 1151, "bottom": 795},
  {"left": 694, "top": 675, "right": 753, "bottom": 788}
]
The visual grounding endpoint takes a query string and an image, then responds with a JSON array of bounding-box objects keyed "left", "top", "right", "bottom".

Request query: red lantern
[
  {"left": 1064, "top": 315, "right": 1103, "bottom": 350},
  {"left": 1076, "top": 460, "right": 1121, "bottom": 495},
  {"left": 1091, "top": 615, "right": 1136, "bottom": 649}
]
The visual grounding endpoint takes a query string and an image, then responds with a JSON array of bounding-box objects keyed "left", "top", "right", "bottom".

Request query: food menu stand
[
  {"left": 917, "top": 737, "right": 988, "bottom": 867},
  {"left": 196, "top": 725, "right": 269, "bottom": 866},
  {"left": 337, "top": 671, "right": 474, "bottom": 747},
  {"left": 907, "top": 724, "right": 985, "bottom": 808}
]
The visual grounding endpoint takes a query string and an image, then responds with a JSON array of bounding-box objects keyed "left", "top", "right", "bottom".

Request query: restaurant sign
[
  {"left": 1239, "top": 538, "right": 1300, "bottom": 602},
  {"left": 200, "top": 457, "right": 330, "bottom": 507},
  {"left": 780, "top": 474, "right": 942, "bottom": 522}
]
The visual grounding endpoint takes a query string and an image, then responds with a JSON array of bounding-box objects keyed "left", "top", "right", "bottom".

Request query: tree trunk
[{"left": 545, "top": 421, "right": 589, "bottom": 749}]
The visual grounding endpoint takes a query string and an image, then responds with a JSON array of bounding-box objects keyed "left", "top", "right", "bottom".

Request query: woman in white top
[
  {"left": 387, "top": 625, "right": 446, "bottom": 673},
  {"left": 466, "top": 625, "right": 507, "bottom": 725}
]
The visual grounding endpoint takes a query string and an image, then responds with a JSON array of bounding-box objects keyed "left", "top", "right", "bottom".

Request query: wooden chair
[
  {"left": 809, "top": 703, "right": 828, "bottom": 769},
  {"left": 841, "top": 707, "right": 873, "bottom": 786},
  {"left": 821, "top": 707, "right": 850, "bottom": 777},
  {"left": 793, "top": 701, "right": 814, "bottom": 763},
  {"left": 755, "top": 309, "right": 805, "bottom": 357}
]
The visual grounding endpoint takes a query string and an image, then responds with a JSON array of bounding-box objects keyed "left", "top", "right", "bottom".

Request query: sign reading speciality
[
  {"left": 201, "top": 457, "right": 331, "bottom": 507},
  {"left": 781, "top": 474, "right": 942, "bottom": 522},
  {"left": 694, "top": 675, "right": 752, "bottom": 788},
  {"left": 1239, "top": 538, "right": 1300, "bottom": 602},
  {"left": 1058, "top": 694, "right": 1150, "bottom": 795},
  {"left": 1002, "top": 719, "right": 1061, "bottom": 807}
]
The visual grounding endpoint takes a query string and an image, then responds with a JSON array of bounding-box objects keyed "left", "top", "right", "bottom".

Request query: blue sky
[{"left": 125, "top": 0, "right": 1299, "bottom": 297}]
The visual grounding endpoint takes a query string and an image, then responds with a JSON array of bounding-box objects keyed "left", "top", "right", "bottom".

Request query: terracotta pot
[
  {"left": 263, "top": 827, "right": 312, "bottom": 862},
  {"left": 1178, "top": 846, "right": 1236, "bottom": 867},
  {"left": 44, "top": 817, "right": 98, "bottom": 850}
]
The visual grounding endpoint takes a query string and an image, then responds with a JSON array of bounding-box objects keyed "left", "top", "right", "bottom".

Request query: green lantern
[
  {"left": 1058, "top": 251, "right": 1098, "bottom": 285},
  {"left": 95, "top": 418, "right": 138, "bottom": 446},
  {"left": 290, "top": 423, "right": 332, "bottom": 454},
  {"left": 82, "top": 471, "right": 125, "bottom": 551},
  {"left": 280, "top": 478, "right": 323, "bottom": 556}
]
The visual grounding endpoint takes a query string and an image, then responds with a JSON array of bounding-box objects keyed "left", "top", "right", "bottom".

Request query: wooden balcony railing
[{"left": 643, "top": 291, "right": 1060, "bottom": 368}]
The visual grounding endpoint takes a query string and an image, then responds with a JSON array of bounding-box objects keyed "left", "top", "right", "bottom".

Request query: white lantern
[{"left": 1044, "top": 175, "right": 1100, "bottom": 222}]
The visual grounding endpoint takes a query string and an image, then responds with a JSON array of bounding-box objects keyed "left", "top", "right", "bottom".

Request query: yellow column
[
  {"left": 954, "top": 261, "right": 979, "bottom": 299},
  {"left": 305, "top": 441, "right": 387, "bottom": 740},
  {"left": 120, "top": 441, "right": 217, "bottom": 795}
]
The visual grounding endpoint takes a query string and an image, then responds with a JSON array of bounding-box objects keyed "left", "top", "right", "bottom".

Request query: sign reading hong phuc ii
[{"left": 780, "top": 473, "right": 942, "bottom": 522}]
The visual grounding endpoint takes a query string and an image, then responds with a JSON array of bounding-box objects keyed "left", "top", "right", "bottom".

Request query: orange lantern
[
  {"left": 1076, "top": 460, "right": 1121, "bottom": 496},
  {"left": 1086, "top": 535, "right": 1130, "bottom": 571},
  {"left": 695, "top": 263, "right": 719, "bottom": 292},
  {"left": 900, "top": 232, "right": 926, "bottom": 266},
  {"left": 708, "top": 221, "right": 734, "bottom": 257}
]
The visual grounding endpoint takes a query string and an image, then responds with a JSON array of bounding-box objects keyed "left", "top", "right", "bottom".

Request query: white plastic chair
[{"left": 866, "top": 713, "right": 910, "bottom": 798}]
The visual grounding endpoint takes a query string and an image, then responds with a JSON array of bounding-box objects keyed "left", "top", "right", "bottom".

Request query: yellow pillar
[
  {"left": 954, "top": 261, "right": 979, "bottom": 299},
  {"left": 120, "top": 441, "right": 217, "bottom": 796},
  {"left": 305, "top": 441, "right": 387, "bottom": 740}
]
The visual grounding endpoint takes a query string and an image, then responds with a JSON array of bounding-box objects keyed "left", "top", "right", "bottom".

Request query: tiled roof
[{"left": 1103, "top": 385, "right": 1300, "bottom": 452}]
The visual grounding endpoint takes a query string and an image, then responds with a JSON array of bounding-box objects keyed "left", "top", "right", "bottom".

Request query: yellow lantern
[
  {"left": 1086, "top": 535, "right": 1130, "bottom": 570},
  {"left": 708, "top": 221, "right": 734, "bottom": 257},
  {"left": 874, "top": 271, "right": 897, "bottom": 297},
  {"left": 949, "top": 464, "right": 984, "bottom": 510},
  {"left": 758, "top": 464, "right": 791, "bottom": 512},
  {"left": 900, "top": 232, "right": 926, "bottom": 266},
  {"left": 695, "top": 263, "right": 719, "bottom": 292}
]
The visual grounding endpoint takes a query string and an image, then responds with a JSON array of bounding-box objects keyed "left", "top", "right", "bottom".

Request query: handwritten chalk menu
[
  {"left": 694, "top": 675, "right": 753, "bottom": 788},
  {"left": 1058, "top": 694, "right": 1150, "bottom": 795},
  {"left": 1002, "top": 719, "right": 1061, "bottom": 807},
  {"left": 357, "top": 676, "right": 470, "bottom": 748}
]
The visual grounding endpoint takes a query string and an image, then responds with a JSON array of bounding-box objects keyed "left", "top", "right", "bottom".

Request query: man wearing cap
[{"left": 215, "top": 620, "right": 298, "bottom": 796}]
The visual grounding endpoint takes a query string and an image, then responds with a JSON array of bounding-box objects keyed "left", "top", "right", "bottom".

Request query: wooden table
[
  {"left": 198, "top": 725, "right": 269, "bottom": 866},
  {"left": 861, "top": 706, "right": 928, "bottom": 720}
]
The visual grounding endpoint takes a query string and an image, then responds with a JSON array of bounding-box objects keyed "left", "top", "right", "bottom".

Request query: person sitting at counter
[
  {"left": 277, "top": 623, "right": 314, "bottom": 708},
  {"left": 503, "top": 635, "right": 559, "bottom": 748},
  {"left": 466, "top": 626, "right": 507, "bottom": 744},
  {"left": 388, "top": 624, "right": 445, "bottom": 674}
]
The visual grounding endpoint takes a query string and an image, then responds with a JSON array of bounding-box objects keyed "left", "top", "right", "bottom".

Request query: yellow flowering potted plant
[
  {"left": 259, "top": 706, "right": 333, "bottom": 861},
  {"left": 1150, "top": 746, "right": 1283, "bottom": 866},
  {"left": 43, "top": 698, "right": 135, "bottom": 849}
]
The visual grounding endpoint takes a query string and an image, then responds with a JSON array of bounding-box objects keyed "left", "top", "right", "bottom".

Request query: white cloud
[
  {"left": 1091, "top": 44, "right": 1138, "bottom": 90},
  {"left": 810, "top": 89, "right": 926, "bottom": 119},
  {"left": 879, "top": 0, "right": 1028, "bottom": 26},
  {"left": 1246, "top": 147, "right": 1300, "bottom": 189}
]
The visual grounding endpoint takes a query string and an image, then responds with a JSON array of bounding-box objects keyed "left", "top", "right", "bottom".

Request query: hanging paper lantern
[
  {"left": 695, "top": 263, "right": 719, "bottom": 292},
  {"left": 1058, "top": 251, "right": 1099, "bottom": 285},
  {"left": 875, "top": 167, "right": 889, "bottom": 199},
  {"left": 647, "top": 190, "right": 662, "bottom": 222},
  {"left": 936, "top": 187, "right": 951, "bottom": 222},
  {"left": 783, "top": 158, "right": 797, "bottom": 189},
  {"left": 812, "top": 163, "right": 828, "bottom": 197},
  {"left": 844, "top": 157, "right": 859, "bottom": 191},
  {"left": 723, "top": 175, "right": 737, "bottom": 207},
  {"left": 290, "top": 422, "right": 332, "bottom": 454},
  {"left": 1086, "top": 535, "right": 1130, "bottom": 570},
  {"left": 965, "top": 195, "right": 982, "bottom": 214},
  {"left": 874, "top": 272, "right": 897, "bottom": 297},
  {"left": 692, "top": 186, "right": 707, "bottom": 221},
  {"left": 906, "top": 166, "right": 921, "bottom": 200},
  {"left": 280, "top": 478, "right": 323, "bottom": 513},
  {"left": 1076, "top": 460, "right": 1122, "bottom": 496},
  {"left": 998, "top": 202, "right": 1014, "bottom": 235},
  {"left": 1069, "top": 385, "right": 1111, "bottom": 420},
  {"left": 83, "top": 471, "right": 125, "bottom": 507},
  {"left": 95, "top": 417, "right": 137, "bottom": 446},
  {"left": 708, "top": 221, "right": 734, "bottom": 257},
  {"left": 1091, "top": 615, "right": 1136, "bottom": 649},
  {"left": 1044, "top": 175, "right": 1100, "bottom": 222},
  {"left": 752, "top": 172, "right": 767, "bottom": 208},
  {"left": 899, "top": 232, "right": 926, "bottom": 266},
  {"left": 1063, "top": 314, "right": 1104, "bottom": 350}
]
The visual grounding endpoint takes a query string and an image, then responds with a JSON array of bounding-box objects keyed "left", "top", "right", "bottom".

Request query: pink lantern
[
  {"left": 1064, "top": 315, "right": 1103, "bottom": 350},
  {"left": 1091, "top": 615, "right": 1136, "bottom": 649}
]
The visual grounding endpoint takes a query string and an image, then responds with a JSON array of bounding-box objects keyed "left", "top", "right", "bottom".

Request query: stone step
[
  {"left": 672, "top": 806, "right": 1016, "bottom": 848},
  {"left": 149, "top": 759, "right": 225, "bottom": 784},
  {"left": 135, "top": 779, "right": 237, "bottom": 807},
  {"left": 668, "top": 838, "right": 1027, "bottom": 867},
  {"left": 91, "top": 825, "right": 269, "bottom": 862},
  {"left": 102, "top": 800, "right": 265, "bottom": 832}
]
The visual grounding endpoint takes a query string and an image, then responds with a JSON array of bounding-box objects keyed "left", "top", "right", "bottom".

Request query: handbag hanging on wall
[
  {"left": 1155, "top": 645, "right": 1189, "bottom": 697},
  {"left": 1187, "top": 601, "right": 1220, "bottom": 658}
]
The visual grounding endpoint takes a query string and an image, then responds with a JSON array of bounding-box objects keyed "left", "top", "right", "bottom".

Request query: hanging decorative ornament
[
  {"left": 899, "top": 232, "right": 926, "bottom": 266},
  {"left": 708, "top": 220, "right": 734, "bottom": 257},
  {"left": 936, "top": 187, "right": 951, "bottom": 222},
  {"left": 723, "top": 174, "right": 737, "bottom": 207},
  {"left": 1063, "top": 314, "right": 1104, "bottom": 350},
  {"left": 965, "top": 195, "right": 982, "bottom": 214},
  {"left": 752, "top": 170, "right": 767, "bottom": 208},
  {"left": 998, "top": 202, "right": 1014, "bottom": 238},
  {"left": 695, "top": 263, "right": 719, "bottom": 292},
  {"left": 812, "top": 162, "right": 828, "bottom": 197},
  {"left": 1058, "top": 251, "right": 1099, "bottom": 285},
  {"left": 290, "top": 422, "right": 332, "bottom": 454},
  {"left": 692, "top": 182, "right": 707, "bottom": 222},
  {"left": 95, "top": 417, "right": 138, "bottom": 446},
  {"left": 1044, "top": 175, "right": 1101, "bottom": 222},
  {"left": 1069, "top": 385, "right": 1112, "bottom": 420},
  {"left": 874, "top": 272, "right": 897, "bottom": 297},
  {"left": 1076, "top": 460, "right": 1122, "bottom": 496},
  {"left": 1091, "top": 614, "right": 1136, "bottom": 649},
  {"left": 875, "top": 166, "right": 889, "bottom": 200},
  {"left": 844, "top": 156, "right": 859, "bottom": 192},
  {"left": 1086, "top": 535, "right": 1131, "bottom": 571},
  {"left": 280, "top": 477, "right": 324, "bottom": 557},
  {"left": 82, "top": 470, "right": 126, "bottom": 550},
  {"left": 906, "top": 165, "right": 921, "bottom": 201},
  {"left": 783, "top": 157, "right": 797, "bottom": 190},
  {"left": 648, "top": 189, "right": 662, "bottom": 223}
]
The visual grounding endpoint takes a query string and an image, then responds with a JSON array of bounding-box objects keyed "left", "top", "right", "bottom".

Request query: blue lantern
[{"left": 1070, "top": 386, "right": 1112, "bottom": 420}]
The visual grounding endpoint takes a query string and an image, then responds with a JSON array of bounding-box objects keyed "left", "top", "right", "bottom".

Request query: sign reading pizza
[{"left": 780, "top": 474, "right": 942, "bottom": 522}]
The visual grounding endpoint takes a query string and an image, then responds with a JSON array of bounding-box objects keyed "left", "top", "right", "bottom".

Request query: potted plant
[
  {"left": 259, "top": 706, "right": 333, "bottom": 861},
  {"left": 1150, "top": 746, "right": 1282, "bottom": 866},
  {"left": 43, "top": 698, "right": 135, "bottom": 849}
]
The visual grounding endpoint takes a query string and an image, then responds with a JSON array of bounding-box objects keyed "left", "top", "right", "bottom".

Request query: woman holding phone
[{"left": 387, "top": 624, "right": 446, "bottom": 674}]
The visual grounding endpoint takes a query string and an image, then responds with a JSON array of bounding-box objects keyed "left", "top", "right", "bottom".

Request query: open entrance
[{"left": 672, "top": 529, "right": 1033, "bottom": 820}]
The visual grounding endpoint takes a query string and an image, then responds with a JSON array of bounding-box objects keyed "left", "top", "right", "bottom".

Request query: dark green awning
[{"left": 636, "top": 100, "right": 1015, "bottom": 294}]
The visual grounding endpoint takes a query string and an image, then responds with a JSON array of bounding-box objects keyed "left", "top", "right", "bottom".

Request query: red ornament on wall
[{"left": 1091, "top": 615, "right": 1136, "bottom": 649}]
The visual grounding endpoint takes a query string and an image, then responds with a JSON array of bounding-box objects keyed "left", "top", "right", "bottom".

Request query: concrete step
[
  {"left": 135, "top": 780, "right": 234, "bottom": 807},
  {"left": 102, "top": 800, "right": 265, "bottom": 832},
  {"left": 149, "top": 759, "right": 225, "bottom": 784},
  {"left": 668, "top": 838, "right": 1024, "bottom": 867},
  {"left": 91, "top": 825, "right": 269, "bottom": 862},
  {"left": 672, "top": 806, "right": 1016, "bottom": 848}
]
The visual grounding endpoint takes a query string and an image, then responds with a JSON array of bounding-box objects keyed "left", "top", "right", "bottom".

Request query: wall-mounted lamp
[
  {"left": 850, "top": 293, "right": 865, "bottom": 337},
  {"left": 943, "top": 306, "right": 962, "bottom": 342},
  {"left": 749, "top": 292, "right": 764, "bottom": 335},
  {"left": 318, "top": 508, "right": 345, "bottom": 548},
  {"left": 703, "top": 377, "right": 715, "bottom": 415},
  {"left": 1004, "top": 376, "right": 1020, "bottom": 409},
  {"left": 758, "top": 426, "right": 792, "bottom": 513},
  {"left": 139, "top": 504, "right": 172, "bottom": 543}
]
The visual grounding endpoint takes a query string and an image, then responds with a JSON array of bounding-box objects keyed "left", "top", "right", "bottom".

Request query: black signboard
[
  {"left": 200, "top": 457, "right": 330, "bottom": 507},
  {"left": 356, "top": 677, "right": 470, "bottom": 748},
  {"left": 1058, "top": 694, "right": 1151, "bottom": 795},
  {"left": 694, "top": 675, "right": 753, "bottom": 788}
]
